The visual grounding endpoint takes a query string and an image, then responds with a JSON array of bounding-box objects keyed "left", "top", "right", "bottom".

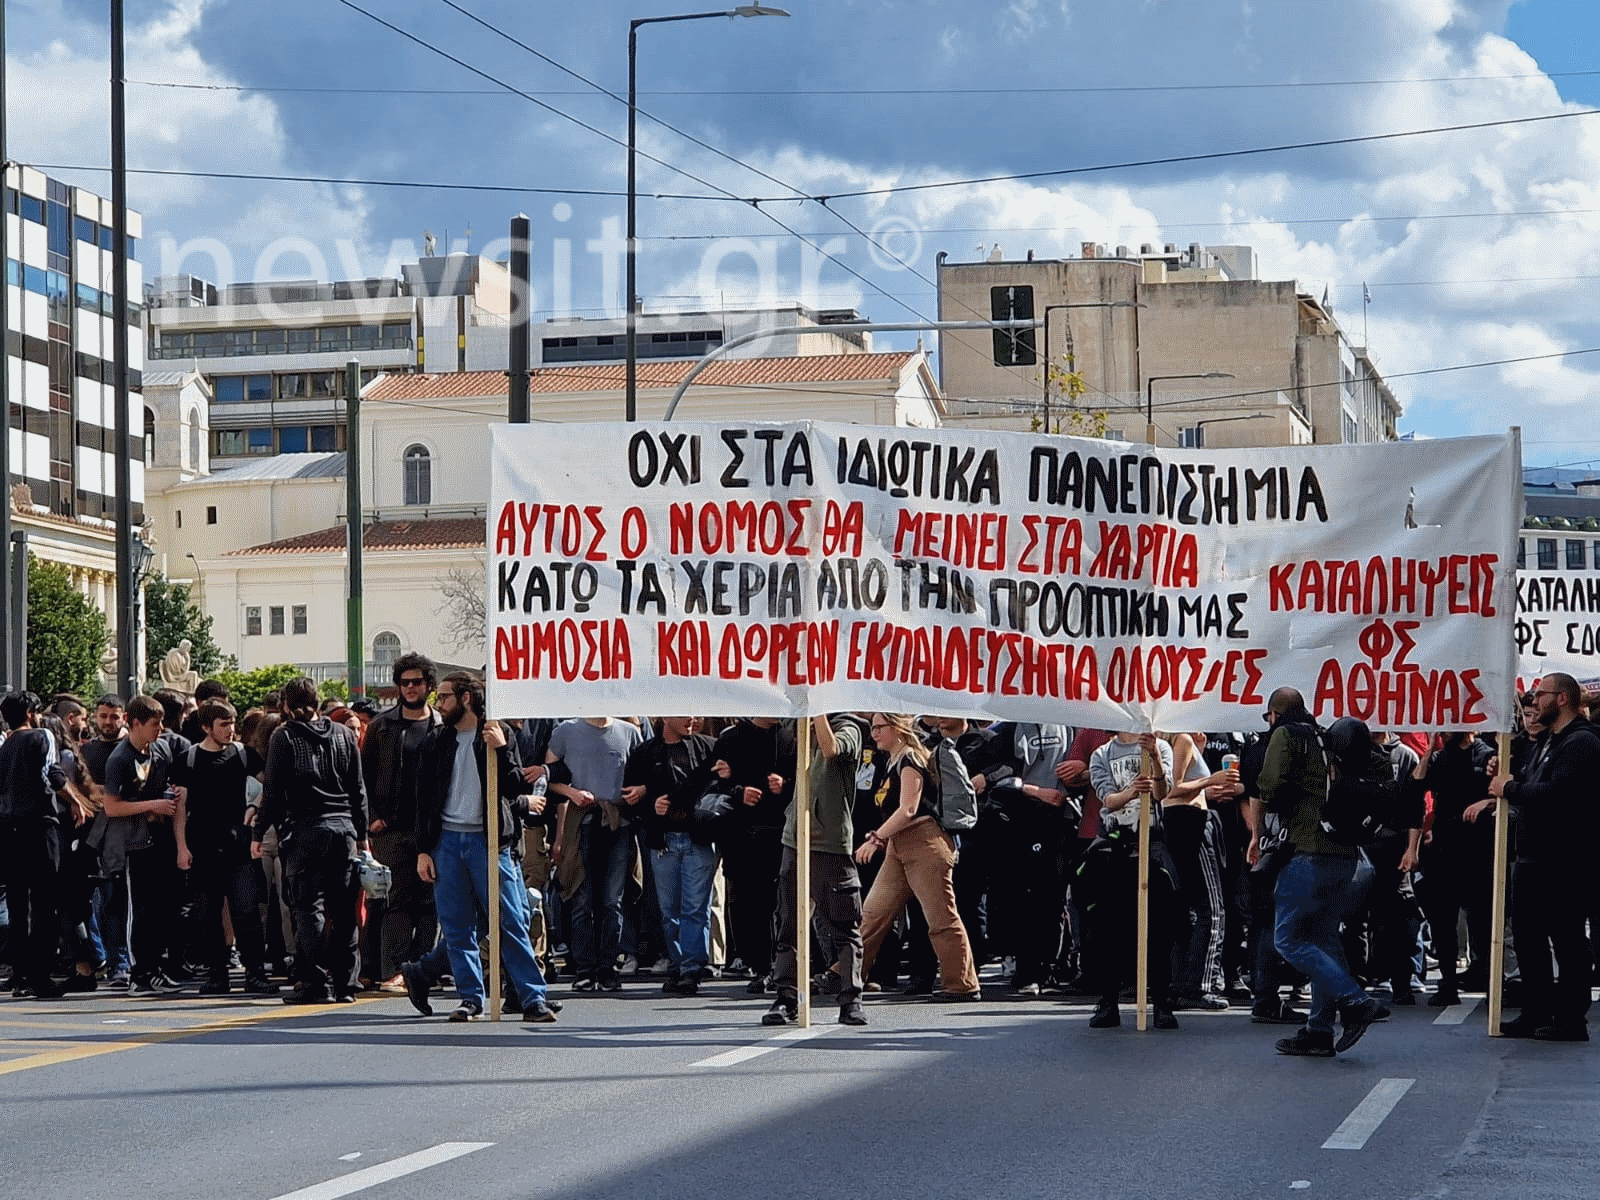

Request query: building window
[
  {"left": 245, "top": 606, "right": 262, "bottom": 636},
  {"left": 143, "top": 407, "right": 156, "bottom": 466},
  {"left": 373, "top": 631, "right": 402, "bottom": 671},
  {"left": 247, "top": 428, "right": 273, "bottom": 456},
  {"left": 1568, "top": 539, "right": 1587, "bottom": 570},
  {"left": 175, "top": 510, "right": 182, "bottom": 529},
  {"left": 1516, "top": 538, "right": 1526, "bottom": 569},
  {"left": 1537, "top": 538, "right": 1558, "bottom": 570},
  {"left": 206, "top": 506, "right": 217, "bottom": 525},
  {"left": 1179, "top": 426, "right": 1205, "bottom": 449},
  {"left": 404, "top": 444, "right": 432, "bottom": 506},
  {"left": 279, "top": 426, "right": 308, "bottom": 454},
  {"left": 292, "top": 605, "right": 308, "bottom": 635},
  {"left": 188, "top": 413, "right": 201, "bottom": 470},
  {"left": 311, "top": 425, "right": 339, "bottom": 452},
  {"left": 214, "top": 430, "right": 246, "bottom": 457},
  {"left": 269, "top": 606, "right": 285, "bottom": 636}
]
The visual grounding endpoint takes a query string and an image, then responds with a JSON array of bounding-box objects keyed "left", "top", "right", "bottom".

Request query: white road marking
[
  {"left": 1432, "top": 999, "right": 1481, "bottom": 1026},
  {"left": 337, "top": 1153, "right": 362, "bottom": 1162},
  {"left": 1290, "top": 1182, "right": 1311, "bottom": 1190},
  {"left": 267, "top": 1143, "right": 494, "bottom": 1200},
  {"left": 691, "top": 1026, "right": 827, "bottom": 1067},
  {"left": 1322, "top": 1079, "right": 1416, "bottom": 1150}
]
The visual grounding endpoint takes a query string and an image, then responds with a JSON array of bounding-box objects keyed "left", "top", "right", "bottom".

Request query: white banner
[
  {"left": 1515, "top": 570, "right": 1600, "bottom": 694},
  {"left": 488, "top": 422, "right": 1520, "bottom": 731}
]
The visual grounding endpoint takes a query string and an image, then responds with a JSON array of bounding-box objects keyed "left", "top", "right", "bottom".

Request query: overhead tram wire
[{"left": 127, "top": 66, "right": 1600, "bottom": 97}]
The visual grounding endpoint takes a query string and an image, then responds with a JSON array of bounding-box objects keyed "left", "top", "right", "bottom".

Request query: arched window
[
  {"left": 144, "top": 407, "right": 157, "bottom": 466},
  {"left": 373, "top": 632, "right": 402, "bottom": 671},
  {"left": 187, "top": 411, "right": 201, "bottom": 471},
  {"left": 403, "top": 444, "right": 432, "bottom": 506}
]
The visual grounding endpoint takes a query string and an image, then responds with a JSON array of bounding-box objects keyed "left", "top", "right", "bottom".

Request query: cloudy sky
[{"left": 11, "top": 0, "right": 1600, "bottom": 462}]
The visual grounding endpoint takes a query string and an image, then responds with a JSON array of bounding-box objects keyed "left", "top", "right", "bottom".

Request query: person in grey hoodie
[{"left": 253, "top": 677, "right": 368, "bottom": 1004}]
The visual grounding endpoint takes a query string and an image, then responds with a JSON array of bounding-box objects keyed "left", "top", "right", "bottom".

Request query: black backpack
[{"left": 1317, "top": 719, "right": 1404, "bottom": 846}]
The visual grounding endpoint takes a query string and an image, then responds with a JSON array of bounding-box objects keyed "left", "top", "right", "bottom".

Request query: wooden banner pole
[
  {"left": 1135, "top": 746, "right": 1153, "bottom": 1032},
  {"left": 1487, "top": 730, "right": 1512, "bottom": 1036},
  {"left": 487, "top": 719, "right": 502, "bottom": 1023},
  {"left": 796, "top": 714, "right": 813, "bottom": 1029}
]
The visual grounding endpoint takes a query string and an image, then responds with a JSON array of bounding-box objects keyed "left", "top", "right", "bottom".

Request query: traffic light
[{"left": 991, "top": 284, "right": 1036, "bottom": 366}]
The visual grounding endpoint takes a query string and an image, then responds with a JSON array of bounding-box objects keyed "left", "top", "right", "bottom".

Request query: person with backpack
[
  {"left": 854, "top": 714, "right": 980, "bottom": 1002},
  {"left": 1263, "top": 690, "right": 1425, "bottom": 1057},
  {"left": 171, "top": 699, "right": 277, "bottom": 996},
  {"left": 765, "top": 713, "right": 870, "bottom": 1027}
]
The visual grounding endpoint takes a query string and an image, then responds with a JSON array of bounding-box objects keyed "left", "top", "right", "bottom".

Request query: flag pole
[
  {"left": 1136, "top": 744, "right": 1153, "bottom": 1032},
  {"left": 796, "top": 714, "right": 813, "bottom": 1029},
  {"left": 487, "top": 717, "right": 502, "bottom": 1023},
  {"left": 1487, "top": 731, "right": 1511, "bottom": 1036}
]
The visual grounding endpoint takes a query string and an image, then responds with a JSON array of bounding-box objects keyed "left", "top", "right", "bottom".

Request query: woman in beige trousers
[{"left": 854, "top": 715, "right": 980, "bottom": 1000}]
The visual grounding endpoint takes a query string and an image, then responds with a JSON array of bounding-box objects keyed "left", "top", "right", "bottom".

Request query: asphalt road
[{"left": 1, "top": 973, "right": 1595, "bottom": 1200}]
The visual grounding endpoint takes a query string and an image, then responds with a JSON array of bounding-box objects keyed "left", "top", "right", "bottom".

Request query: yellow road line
[{"left": 0, "top": 997, "right": 382, "bottom": 1078}]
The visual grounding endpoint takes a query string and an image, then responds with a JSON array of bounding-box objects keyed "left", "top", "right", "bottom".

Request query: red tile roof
[
  {"left": 364, "top": 351, "right": 917, "bottom": 402},
  {"left": 228, "top": 517, "right": 485, "bottom": 556}
]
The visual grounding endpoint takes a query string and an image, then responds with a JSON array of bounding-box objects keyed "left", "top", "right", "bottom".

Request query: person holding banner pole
[
  {"left": 414, "top": 674, "right": 556, "bottom": 1024},
  {"left": 855, "top": 715, "right": 980, "bottom": 1002},
  {"left": 768, "top": 713, "right": 868, "bottom": 1028},
  {"left": 1489, "top": 672, "right": 1597, "bottom": 1041}
]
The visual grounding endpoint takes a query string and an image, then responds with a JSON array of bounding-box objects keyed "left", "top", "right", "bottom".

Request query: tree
[
  {"left": 436, "top": 558, "right": 486, "bottom": 656},
  {"left": 217, "top": 663, "right": 303, "bottom": 712},
  {"left": 25, "top": 554, "right": 110, "bottom": 699},
  {"left": 143, "top": 572, "right": 234, "bottom": 684}
]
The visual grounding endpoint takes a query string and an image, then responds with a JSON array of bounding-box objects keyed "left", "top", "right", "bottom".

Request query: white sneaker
[
  {"left": 1001, "top": 956, "right": 1017, "bottom": 982},
  {"left": 619, "top": 955, "right": 639, "bottom": 977},
  {"left": 650, "top": 957, "right": 673, "bottom": 975}
]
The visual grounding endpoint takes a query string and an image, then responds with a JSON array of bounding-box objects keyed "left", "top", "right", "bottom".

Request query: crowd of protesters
[{"left": 0, "top": 654, "right": 1593, "bottom": 1050}]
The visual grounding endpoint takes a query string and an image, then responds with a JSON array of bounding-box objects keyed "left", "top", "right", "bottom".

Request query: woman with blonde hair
[{"left": 854, "top": 714, "right": 980, "bottom": 1000}]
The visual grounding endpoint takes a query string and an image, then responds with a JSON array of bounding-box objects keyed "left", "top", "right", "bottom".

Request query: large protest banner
[
  {"left": 488, "top": 422, "right": 1520, "bottom": 731},
  {"left": 1514, "top": 570, "right": 1600, "bottom": 692}
]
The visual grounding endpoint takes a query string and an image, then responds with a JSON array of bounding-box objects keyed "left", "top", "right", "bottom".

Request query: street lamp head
[{"left": 732, "top": 4, "right": 789, "bottom": 13}]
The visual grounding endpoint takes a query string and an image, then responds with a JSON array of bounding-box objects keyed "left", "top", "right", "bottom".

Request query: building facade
[{"left": 935, "top": 242, "right": 1402, "bottom": 448}]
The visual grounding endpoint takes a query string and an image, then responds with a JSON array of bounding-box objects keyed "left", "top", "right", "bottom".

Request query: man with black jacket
[
  {"left": 1419, "top": 732, "right": 1496, "bottom": 1005},
  {"left": 359, "top": 653, "right": 441, "bottom": 988},
  {"left": 1491, "top": 672, "right": 1598, "bottom": 1041},
  {"left": 253, "top": 677, "right": 368, "bottom": 1005},
  {"left": 624, "top": 717, "right": 716, "bottom": 994},
  {"left": 0, "top": 691, "right": 70, "bottom": 998},
  {"left": 709, "top": 717, "right": 796, "bottom": 993},
  {"left": 415, "top": 672, "right": 555, "bottom": 1023}
]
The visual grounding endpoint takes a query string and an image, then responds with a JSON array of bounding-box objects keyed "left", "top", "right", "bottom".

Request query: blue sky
[{"left": 10, "top": 0, "right": 1600, "bottom": 464}]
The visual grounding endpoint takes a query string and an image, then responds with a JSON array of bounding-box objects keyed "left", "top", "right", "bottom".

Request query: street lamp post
[
  {"left": 1040, "top": 301, "right": 1137, "bottom": 433},
  {"left": 1144, "top": 371, "right": 1234, "bottom": 446},
  {"left": 626, "top": 5, "right": 788, "bottom": 421},
  {"left": 1191, "top": 411, "right": 1271, "bottom": 448}
]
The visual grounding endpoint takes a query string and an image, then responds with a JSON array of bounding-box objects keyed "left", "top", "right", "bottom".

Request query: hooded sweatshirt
[{"left": 255, "top": 717, "right": 368, "bottom": 844}]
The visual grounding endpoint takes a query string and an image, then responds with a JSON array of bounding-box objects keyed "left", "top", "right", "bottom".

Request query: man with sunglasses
[
  {"left": 359, "top": 653, "right": 442, "bottom": 990},
  {"left": 1489, "top": 672, "right": 1599, "bottom": 1041}
]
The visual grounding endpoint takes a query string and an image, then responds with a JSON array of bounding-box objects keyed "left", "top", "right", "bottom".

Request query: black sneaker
[
  {"left": 1532, "top": 1022, "right": 1589, "bottom": 1042},
  {"left": 1428, "top": 987, "right": 1460, "bottom": 1008},
  {"left": 660, "top": 975, "right": 681, "bottom": 995},
  {"left": 676, "top": 975, "right": 699, "bottom": 997},
  {"left": 813, "top": 970, "right": 843, "bottom": 996},
  {"left": 599, "top": 975, "right": 622, "bottom": 993},
  {"left": 1336, "top": 999, "right": 1389, "bottom": 1052},
  {"left": 1172, "top": 992, "right": 1228, "bottom": 1011},
  {"left": 1276, "top": 1028, "right": 1336, "bottom": 1057},
  {"left": 150, "top": 971, "right": 184, "bottom": 994},
  {"left": 61, "top": 974, "right": 98, "bottom": 994},
  {"left": 448, "top": 1002, "right": 482, "bottom": 1022},
  {"left": 1152, "top": 1008, "right": 1180, "bottom": 1030},
  {"left": 243, "top": 973, "right": 280, "bottom": 995},
  {"left": 281, "top": 987, "right": 332, "bottom": 1006},
  {"left": 400, "top": 963, "right": 432, "bottom": 1016},
  {"left": 839, "top": 1000, "right": 868, "bottom": 1026},
  {"left": 1499, "top": 1015, "right": 1544, "bottom": 1038},
  {"left": 198, "top": 978, "right": 231, "bottom": 997},
  {"left": 900, "top": 979, "right": 934, "bottom": 997},
  {"left": 1391, "top": 988, "right": 1417, "bottom": 1006},
  {"left": 745, "top": 975, "right": 770, "bottom": 996},
  {"left": 930, "top": 990, "right": 983, "bottom": 1003},
  {"left": 1089, "top": 1001, "right": 1121, "bottom": 1029},
  {"left": 761, "top": 998, "right": 798, "bottom": 1026},
  {"left": 1251, "top": 1000, "right": 1308, "bottom": 1025},
  {"left": 522, "top": 1000, "right": 559, "bottom": 1023}
]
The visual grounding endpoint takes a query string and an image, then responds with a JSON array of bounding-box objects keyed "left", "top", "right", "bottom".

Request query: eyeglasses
[
  {"left": 398, "top": 677, "right": 427, "bottom": 688},
  {"left": 436, "top": 690, "right": 457, "bottom": 701}
]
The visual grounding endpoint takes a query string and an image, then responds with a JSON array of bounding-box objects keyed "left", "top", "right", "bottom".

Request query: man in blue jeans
[
  {"left": 547, "top": 716, "right": 644, "bottom": 992},
  {"left": 1257, "top": 689, "right": 1389, "bottom": 1057},
  {"left": 624, "top": 717, "right": 717, "bottom": 994},
  {"left": 415, "top": 673, "right": 556, "bottom": 1024}
]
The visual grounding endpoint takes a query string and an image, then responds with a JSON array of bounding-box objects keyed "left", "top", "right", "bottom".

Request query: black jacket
[
  {"left": 360, "top": 704, "right": 440, "bottom": 831},
  {"left": 256, "top": 718, "right": 368, "bottom": 843},
  {"left": 701, "top": 720, "right": 795, "bottom": 831},
  {"left": 0, "top": 727, "right": 68, "bottom": 821},
  {"left": 626, "top": 732, "right": 717, "bottom": 849},
  {"left": 415, "top": 723, "right": 526, "bottom": 854},
  {"left": 1504, "top": 715, "right": 1600, "bottom": 865}
]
